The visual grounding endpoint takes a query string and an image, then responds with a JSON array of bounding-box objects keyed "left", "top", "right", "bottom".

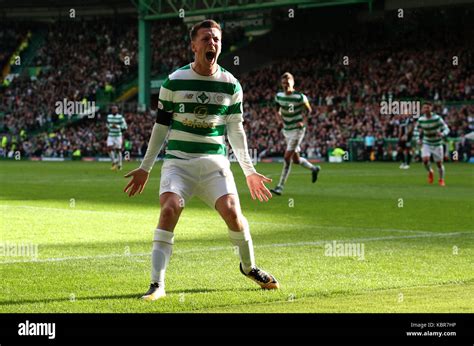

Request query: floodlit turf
[{"left": 0, "top": 160, "right": 473, "bottom": 313}]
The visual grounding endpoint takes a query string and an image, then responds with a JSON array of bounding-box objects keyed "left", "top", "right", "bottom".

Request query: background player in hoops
[
  {"left": 414, "top": 102, "right": 450, "bottom": 186},
  {"left": 270, "top": 72, "right": 320, "bottom": 196},
  {"left": 123, "top": 20, "right": 279, "bottom": 301},
  {"left": 106, "top": 105, "right": 127, "bottom": 170}
]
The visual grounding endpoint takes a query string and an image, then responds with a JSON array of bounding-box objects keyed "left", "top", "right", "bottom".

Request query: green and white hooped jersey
[
  {"left": 107, "top": 114, "right": 127, "bottom": 137},
  {"left": 158, "top": 64, "right": 243, "bottom": 160},
  {"left": 414, "top": 113, "right": 450, "bottom": 147},
  {"left": 275, "top": 91, "right": 309, "bottom": 131}
]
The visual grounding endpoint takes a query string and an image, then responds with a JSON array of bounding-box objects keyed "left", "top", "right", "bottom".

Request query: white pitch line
[
  {"left": 0, "top": 231, "right": 469, "bottom": 265},
  {"left": 252, "top": 222, "right": 436, "bottom": 234},
  {"left": 0, "top": 205, "right": 442, "bottom": 235}
]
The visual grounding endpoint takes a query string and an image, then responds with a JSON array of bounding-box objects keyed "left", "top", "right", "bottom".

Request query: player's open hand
[
  {"left": 246, "top": 173, "right": 272, "bottom": 202},
  {"left": 123, "top": 168, "right": 149, "bottom": 197}
]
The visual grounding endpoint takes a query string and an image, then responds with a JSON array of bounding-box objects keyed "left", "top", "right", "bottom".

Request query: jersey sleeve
[
  {"left": 440, "top": 117, "right": 450, "bottom": 137},
  {"left": 158, "top": 78, "right": 174, "bottom": 111},
  {"left": 302, "top": 94, "right": 309, "bottom": 104},
  {"left": 156, "top": 78, "right": 174, "bottom": 125},
  {"left": 121, "top": 116, "right": 128, "bottom": 130},
  {"left": 226, "top": 81, "right": 243, "bottom": 123}
]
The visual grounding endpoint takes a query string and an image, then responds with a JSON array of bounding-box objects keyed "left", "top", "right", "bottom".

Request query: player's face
[
  {"left": 111, "top": 106, "right": 118, "bottom": 114},
  {"left": 192, "top": 28, "right": 221, "bottom": 68},
  {"left": 281, "top": 78, "right": 294, "bottom": 93},
  {"left": 422, "top": 104, "right": 431, "bottom": 115}
]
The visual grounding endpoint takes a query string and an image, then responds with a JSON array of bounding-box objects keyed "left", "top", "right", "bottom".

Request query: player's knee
[
  {"left": 160, "top": 204, "right": 180, "bottom": 221},
  {"left": 226, "top": 207, "right": 240, "bottom": 221},
  {"left": 222, "top": 207, "right": 242, "bottom": 229}
]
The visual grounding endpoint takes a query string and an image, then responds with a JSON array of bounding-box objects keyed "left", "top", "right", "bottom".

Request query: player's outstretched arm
[
  {"left": 123, "top": 122, "right": 169, "bottom": 197},
  {"left": 227, "top": 121, "right": 273, "bottom": 202}
]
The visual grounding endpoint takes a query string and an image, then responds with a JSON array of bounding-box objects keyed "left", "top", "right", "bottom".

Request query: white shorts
[
  {"left": 107, "top": 136, "right": 122, "bottom": 149},
  {"left": 159, "top": 156, "right": 238, "bottom": 209},
  {"left": 421, "top": 144, "right": 444, "bottom": 162},
  {"left": 283, "top": 128, "right": 305, "bottom": 152}
]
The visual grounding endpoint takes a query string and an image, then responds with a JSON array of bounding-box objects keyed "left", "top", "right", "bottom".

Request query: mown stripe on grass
[
  {"left": 0, "top": 205, "right": 453, "bottom": 235},
  {"left": 0, "top": 232, "right": 469, "bottom": 265}
]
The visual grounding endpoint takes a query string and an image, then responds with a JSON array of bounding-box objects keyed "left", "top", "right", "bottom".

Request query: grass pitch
[{"left": 0, "top": 160, "right": 473, "bottom": 313}]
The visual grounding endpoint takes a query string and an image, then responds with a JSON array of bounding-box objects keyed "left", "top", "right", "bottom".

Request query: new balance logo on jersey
[{"left": 18, "top": 320, "right": 56, "bottom": 339}]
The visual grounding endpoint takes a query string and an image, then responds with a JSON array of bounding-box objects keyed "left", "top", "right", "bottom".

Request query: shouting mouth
[{"left": 205, "top": 51, "right": 216, "bottom": 62}]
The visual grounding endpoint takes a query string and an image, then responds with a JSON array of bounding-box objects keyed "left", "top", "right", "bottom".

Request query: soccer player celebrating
[
  {"left": 270, "top": 72, "right": 320, "bottom": 196},
  {"left": 414, "top": 102, "right": 450, "bottom": 186},
  {"left": 106, "top": 105, "right": 127, "bottom": 170},
  {"left": 123, "top": 20, "right": 279, "bottom": 301}
]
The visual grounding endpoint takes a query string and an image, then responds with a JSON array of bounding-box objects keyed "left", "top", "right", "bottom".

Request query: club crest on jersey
[
  {"left": 196, "top": 92, "right": 210, "bottom": 104},
  {"left": 214, "top": 93, "right": 225, "bottom": 104},
  {"left": 194, "top": 105, "right": 208, "bottom": 119}
]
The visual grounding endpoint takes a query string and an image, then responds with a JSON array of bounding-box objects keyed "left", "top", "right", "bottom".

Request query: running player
[
  {"left": 123, "top": 20, "right": 279, "bottom": 301},
  {"left": 270, "top": 72, "right": 320, "bottom": 196},
  {"left": 414, "top": 102, "right": 450, "bottom": 186},
  {"left": 106, "top": 105, "right": 127, "bottom": 170}
]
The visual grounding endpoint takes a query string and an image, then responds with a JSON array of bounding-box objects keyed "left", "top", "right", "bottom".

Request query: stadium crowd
[
  {"left": 6, "top": 102, "right": 472, "bottom": 162},
  {"left": 1, "top": 11, "right": 473, "bottom": 161},
  {"left": 0, "top": 18, "right": 242, "bottom": 136}
]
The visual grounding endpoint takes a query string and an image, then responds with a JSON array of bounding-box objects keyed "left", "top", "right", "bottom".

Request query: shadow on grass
[{"left": 0, "top": 287, "right": 256, "bottom": 306}]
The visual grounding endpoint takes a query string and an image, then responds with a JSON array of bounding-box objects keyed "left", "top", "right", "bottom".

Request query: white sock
[
  {"left": 228, "top": 218, "right": 255, "bottom": 274},
  {"left": 298, "top": 157, "right": 314, "bottom": 170},
  {"left": 110, "top": 150, "right": 116, "bottom": 163},
  {"left": 278, "top": 160, "right": 292, "bottom": 188},
  {"left": 151, "top": 229, "right": 174, "bottom": 288},
  {"left": 118, "top": 151, "right": 123, "bottom": 166}
]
